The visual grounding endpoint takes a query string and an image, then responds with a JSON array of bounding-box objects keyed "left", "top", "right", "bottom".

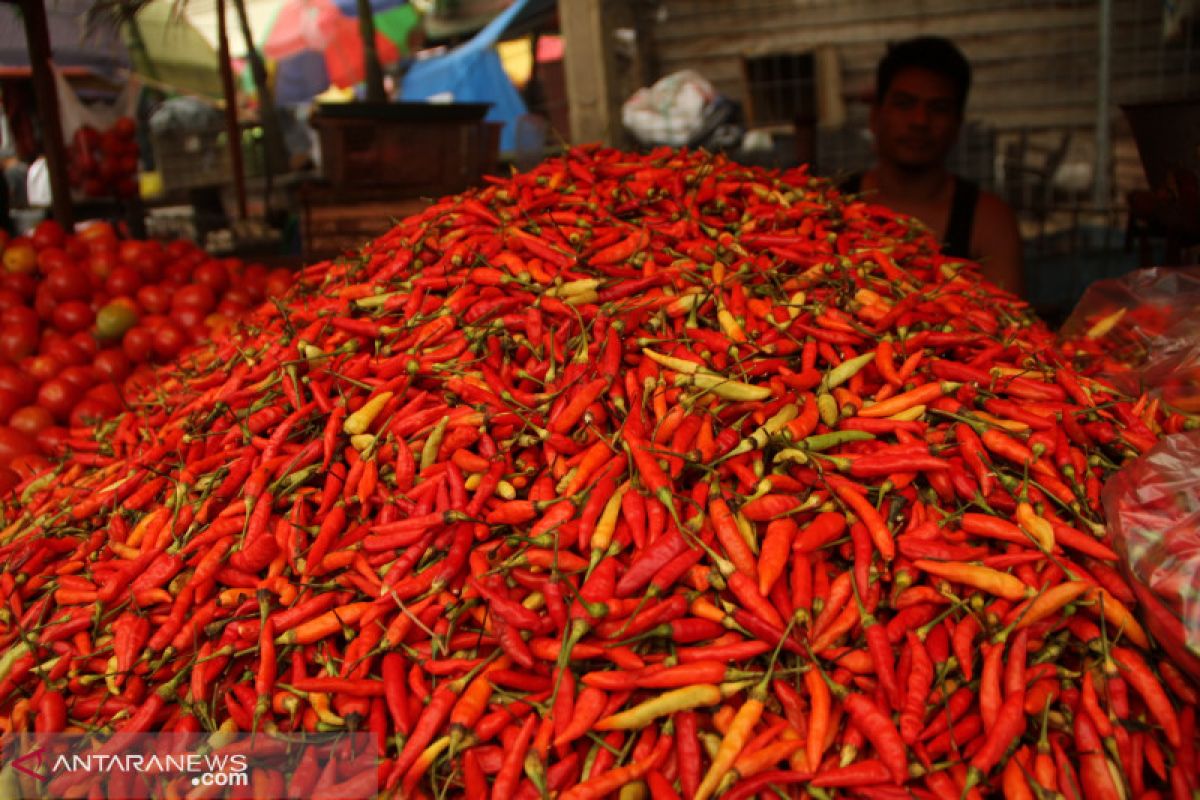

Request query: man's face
[{"left": 870, "top": 66, "right": 963, "bottom": 171}]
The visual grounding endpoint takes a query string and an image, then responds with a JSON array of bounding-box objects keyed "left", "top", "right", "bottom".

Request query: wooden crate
[
  {"left": 310, "top": 104, "right": 498, "bottom": 192},
  {"left": 301, "top": 188, "right": 431, "bottom": 261}
]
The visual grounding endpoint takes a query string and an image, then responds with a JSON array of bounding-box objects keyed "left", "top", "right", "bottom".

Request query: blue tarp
[
  {"left": 398, "top": 0, "right": 529, "bottom": 153},
  {"left": 331, "top": 0, "right": 408, "bottom": 14}
]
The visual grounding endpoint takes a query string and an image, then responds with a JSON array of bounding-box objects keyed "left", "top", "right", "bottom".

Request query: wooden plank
[
  {"left": 559, "top": 0, "right": 616, "bottom": 144},
  {"left": 18, "top": 0, "right": 72, "bottom": 227}
]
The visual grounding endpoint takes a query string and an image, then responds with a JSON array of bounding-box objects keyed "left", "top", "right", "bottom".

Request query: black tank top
[{"left": 840, "top": 172, "right": 979, "bottom": 260}]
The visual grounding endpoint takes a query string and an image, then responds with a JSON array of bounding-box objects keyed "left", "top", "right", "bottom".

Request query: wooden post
[
  {"left": 558, "top": 0, "right": 616, "bottom": 145},
  {"left": 18, "top": 0, "right": 73, "bottom": 228},
  {"left": 217, "top": 0, "right": 247, "bottom": 220}
]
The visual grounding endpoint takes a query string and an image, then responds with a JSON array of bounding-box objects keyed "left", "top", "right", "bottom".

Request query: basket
[{"left": 150, "top": 126, "right": 232, "bottom": 192}]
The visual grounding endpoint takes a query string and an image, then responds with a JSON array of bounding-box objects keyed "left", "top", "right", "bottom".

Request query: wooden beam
[
  {"left": 559, "top": 0, "right": 617, "bottom": 145},
  {"left": 19, "top": 0, "right": 72, "bottom": 228},
  {"left": 217, "top": 0, "right": 247, "bottom": 220}
]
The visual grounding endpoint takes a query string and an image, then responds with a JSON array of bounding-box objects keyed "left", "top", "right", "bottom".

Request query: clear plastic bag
[
  {"left": 52, "top": 62, "right": 139, "bottom": 143},
  {"left": 1059, "top": 267, "right": 1200, "bottom": 410},
  {"left": 1103, "top": 430, "right": 1200, "bottom": 681},
  {"left": 622, "top": 70, "right": 717, "bottom": 148}
]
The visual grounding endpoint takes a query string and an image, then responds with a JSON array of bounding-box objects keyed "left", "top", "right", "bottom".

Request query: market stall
[
  {"left": 0, "top": 2, "right": 1197, "bottom": 799},
  {"left": 0, "top": 142, "right": 1197, "bottom": 799}
]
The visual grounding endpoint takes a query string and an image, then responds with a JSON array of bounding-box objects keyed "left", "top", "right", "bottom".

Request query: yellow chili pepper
[
  {"left": 913, "top": 559, "right": 1031, "bottom": 601},
  {"left": 694, "top": 689, "right": 766, "bottom": 800},
  {"left": 595, "top": 684, "right": 724, "bottom": 731},
  {"left": 682, "top": 372, "right": 772, "bottom": 402},
  {"left": 420, "top": 415, "right": 450, "bottom": 471},
  {"left": 1012, "top": 581, "right": 1091, "bottom": 632},
  {"left": 1015, "top": 502, "right": 1056, "bottom": 552},
  {"left": 1086, "top": 586, "right": 1150, "bottom": 649},
  {"left": 590, "top": 481, "right": 630, "bottom": 555},
  {"left": 343, "top": 391, "right": 393, "bottom": 435}
]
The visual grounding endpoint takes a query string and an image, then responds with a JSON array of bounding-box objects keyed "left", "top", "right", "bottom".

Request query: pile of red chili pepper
[{"left": 2, "top": 144, "right": 1198, "bottom": 800}]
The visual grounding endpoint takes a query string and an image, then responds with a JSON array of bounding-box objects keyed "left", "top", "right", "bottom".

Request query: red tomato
[
  {"left": 77, "top": 221, "right": 116, "bottom": 248},
  {"left": 222, "top": 286, "right": 253, "bottom": 307},
  {"left": 93, "top": 348, "right": 131, "bottom": 383},
  {"left": 172, "top": 283, "right": 216, "bottom": 314},
  {"left": 9, "top": 452, "right": 51, "bottom": 480},
  {"left": 40, "top": 335, "right": 88, "bottom": 366},
  {"left": 69, "top": 329, "right": 100, "bottom": 358},
  {"left": 9, "top": 406, "right": 53, "bottom": 438},
  {"left": 135, "top": 284, "right": 170, "bottom": 314},
  {"left": 33, "top": 284, "right": 57, "bottom": 321},
  {"left": 30, "top": 220, "right": 65, "bottom": 250},
  {"left": 118, "top": 239, "right": 144, "bottom": 266},
  {"left": 133, "top": 250, "right": 164, "bottom": 283},
  {"left": 58, "top": 364, "right": 96, "bottom": 392},
  {"left": 192, "top": 261, "right": 230, "bottom": 295},
  {"left": 122, "top": 326, "right": 155, "bottom": 363},
  {"left": 163, "top": 259, "right": 192, "bottom": 286},
  {"left": 64, "top": 236, "right": 89, "bottom": 261},
  {"left": 2, "top": 241, "right": 37, "bottom": 275},
  {"left": 206, "top": 313, "right": 235, "bottom": 337},
  {"left": 0, "top": 366, "right": 36, "bottom": 404},
  {"left": 0, "top": 321, "right": 38, "bottom": 363},
  {"left": 37, "top": 378, "right": 80, "bottom": 422},
  {"left": 52, "top": 301, "right": 94, "bottom": 334},
  {"left": 23, "top": 354, "right": 63, "bottom": 384},
  {"left": 0, "top": 425, "right": 37, "bottom": 462},
  {"left": 241, "top": 264, "right": 269, "bottom": 302},
  {"left": 216, "top": 299, "right": 247, "bottom": 318},
  {"left": 69, "top": 397, "right": 111, "bottom": 428},
  {"left": 0, "top": 388, "right": 22, "bottom": 423},
  {"left": 44, "top": 266, "right": 91, "bottom": 302},
  {"left": 105, "top": 265, "right": 142, "bottom": 297},
  {"left": 0, "top": 272, "right": 36, "bottom": 300},
  {"left": 87, "top": 249, "right": 119, "bottom": 284},
  {"left": 36, "top": 426, "right": 68, "bottom": 457},
  {"left": 0, "top": 465, "right": 19, "bottom": 496},
  {"left": 35, "top": 246, "right": 72, "bottom": 275},
  {"left": 266, "top": 268, "right": 294, "bottom": 298},
  {"left": 173, "top": 305, "right": 205, "bottom": 331},
  {"left": 0, "top": 289, "right": 24, "bottom": 311},
  {"left": 3, "top": 304, "right": 39, "bottom": 332},
  {"left": 151, "top": 321, "right": 188, "bottom": 361},
  {"left": 113, "top": 116, "right": 137, "bottom": 139},
  {"left": 165, "top": 239, "right": 197, "bottom": 260},
  {"left": 84, "top": 381, "right": 122, "bottom": 409}
]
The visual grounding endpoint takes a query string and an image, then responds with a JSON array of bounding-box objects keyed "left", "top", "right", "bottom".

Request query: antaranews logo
[
  {"left": 2, "top": 731, "right": 378, "bottom": 799},
  {"left": 10, "top": 746, "right": 47, "bottom": 781},
  {"left": 1, "top": 739, "right": 251, "bottom": 796}
]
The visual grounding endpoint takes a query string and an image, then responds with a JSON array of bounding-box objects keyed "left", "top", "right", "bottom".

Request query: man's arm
[{"left": 971, "top": 190, "right": 1025, "bottom": 296}]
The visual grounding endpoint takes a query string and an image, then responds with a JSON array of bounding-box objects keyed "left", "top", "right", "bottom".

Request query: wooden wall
[{"left": 640, "top": 0, "right": 1198, "bottom": 200}]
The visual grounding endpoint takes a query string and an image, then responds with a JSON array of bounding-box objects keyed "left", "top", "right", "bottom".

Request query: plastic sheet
[
  {"left": 1103, "top": 430, "right": 1200, "bottom": 681},
  {"left": 1059, "top": 266, "right": 1200, "bottom": 410},
  {"left": 52, "top": 62, "right": 138, "bottom": 143}
]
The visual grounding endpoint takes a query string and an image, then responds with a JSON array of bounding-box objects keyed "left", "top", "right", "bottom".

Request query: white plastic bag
[
  {"left": 26, "top": 157, "right": 50, "bottom": 208},
  {"left": 52, "top": 61, "right": 139, "bottom": 144},
  {"left": 622, "top": 70, "right": 716, "bottom": 147}
]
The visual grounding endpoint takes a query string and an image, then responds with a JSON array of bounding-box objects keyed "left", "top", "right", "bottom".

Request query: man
[{"left": 844, "top": 37, "right": 1024, "bottom": 295}]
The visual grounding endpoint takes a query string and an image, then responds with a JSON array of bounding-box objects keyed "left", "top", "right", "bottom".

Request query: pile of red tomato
[
  {"left": 0, "top": 219, "right": 294, "bottom": 484},
  {"left": 68, "top": 117, "right": 140, "bottom": 200}
]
